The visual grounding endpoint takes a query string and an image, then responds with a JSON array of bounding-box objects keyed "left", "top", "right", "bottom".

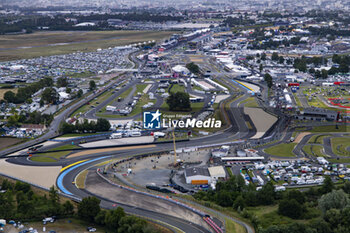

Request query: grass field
[
  {"left": 58, "top": 132, "right": 103, "bottom": 138},
  {"left": 97, "top": 85, "right": 152, "bottom": 118},
  {"left": 226, "top": 218, "right": 246, "bottom": 233},
  {"left": 240, "top": 97, "right": 259, "bottom": 108},
  {"left": 308, "top": 134, "right": 330, "bottom": 144},
  {"left": 0, "top": 137, "right": 27, "bottom": 151},
  {"left": 303, "top": 145, "right": 327, "bottom": 157},
  {"left": 331, "top": 137, "right": 350, "bottom": 156},
  {"left": 0, "top": 30, "right": 175, "bottom": 61},
  {"left": 0, "top": 88, "right": 17, "bottom": 100},
  {"left": 31, "top": 144, "right": 79, "bottom": 162},
  {"left": 72, "top": 88, "right": 115, "bottom": 117},
  {"left": 264, "top": 143, "right": 297, "bottom": 157},
  {"left": 311, "top": 125, "right": 350, "bottom": 133},
  {"left": 169, "top": 84, "right": 186, "bottom": 93},
  {"left": 328, "top": 158, "right": 350, "bottom": 164}
]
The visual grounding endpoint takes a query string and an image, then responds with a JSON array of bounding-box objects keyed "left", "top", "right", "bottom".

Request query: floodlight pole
[{"left": 172, "top": 127, "right": 177, "bottom": 166}]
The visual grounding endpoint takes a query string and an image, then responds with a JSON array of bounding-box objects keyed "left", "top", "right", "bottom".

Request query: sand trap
[
  {"left": 80, "top": 136, "right": 154, "bottom": 148},
  {"left": 240, "top": 81, "right": 260, "bottom": 93},
  {"left": 66, "top": 144, "right": 156, "bottom": 158},
  {"left": 215, "top": 95, "right": 230, "bottom": 103},
  {"left": 294, "top": 132, "right": 311, "bottom": 143},
  {"left": 244, "top": 107, "right": 277, "bottom": 139},
  {"left": 143, "top": 84, "right": 152, "bottom": 94},
  {"left": 0, "top": 159, "right": 61, "bottom": 189}
]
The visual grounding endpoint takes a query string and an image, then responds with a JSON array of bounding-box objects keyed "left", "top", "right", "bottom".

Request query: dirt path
[{"left": 294, "top": 132, "right": 311, "bottom": 143}]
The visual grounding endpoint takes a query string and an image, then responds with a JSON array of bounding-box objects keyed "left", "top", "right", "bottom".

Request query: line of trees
[
  {"left": 0, "top": 180, "right": 73, "bottom": 220},
  {"left": 194, "top": 174, "right": 350, "bottom": 233},
  {"left": 0, "top": 179, "right": 159, "bottom": 233},
  {"left": 77, "top": 196, "right": 160, "bottom": 233},
  {"left": 7, "top": 111, "right": 54, "bottom": 127},
  {"left": 60, "top": 118, "right": 111, "bottom": 134},
  {"left": 3, "top": 77, "right": 53, "bottom": 104}
]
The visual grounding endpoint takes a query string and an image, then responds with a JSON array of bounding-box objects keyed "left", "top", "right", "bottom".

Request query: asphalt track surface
[
  {"left": 3, "top": 53, "right": 263, "bottom": 233},
  {"left": 5, "top": 76, "right": 257, "bottom": 233}
]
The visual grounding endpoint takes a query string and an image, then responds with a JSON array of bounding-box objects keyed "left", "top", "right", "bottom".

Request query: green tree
[
  {"left": 49, "top": 186, "right": 60, "bottom": 205},
  {"left": 89, "top": 80, "right": 96, "bottom": 91},
  {"left": 287, "top": 190, "right": 305, "bottom": 204},
  {"left": 77, "top": 89, "right": 83, "bottom": 98},
  {"left": 278, "top": 199, "right": 303, "bottom": 219},
  {"left": 278, "top": 56, "right": 285, "bottom": 64},
  {"left": 78, "top": 196, "right": 101, "bottom": 222},
  {"left": 271, "top": 52, "right": 279, "bottom": 61},
  {"left": 4, "top": 91, "right": 16, "bottom": 103},
  {"left": 117, "top": 216, "right": 147, "bottom": 233},
  {"left": 42, "top": 87, "right": 58, "bottom": 104},
  {"left": 321, "top": 176, "right": 334, "bottom": 194},
  {"left": 96, "top": 118, "right": 111, "bottom": 132},
  {"left": 233, "top": 195, "right": 246, "bottom": 210},
  {"left": 105, "top": 207, "right": 125, "bottom": 231},
  {"left": 319, "top": 190, "right": 349, "bottom": 215},
  {"left": 343, "top": 181, "right": 350, "bottom": 194},
  {"left": 259, "top": 64, "right": 263, "bottom": 72},
  {"left": 63, "top": 200, "right": 74, "bottom": 215},
  {"left": 166, "top": 92, "right": 191, "bottom": 111},
  {"left": 95, "top": 210, "right": 107, "bottom": 225},
  {"left": 216, "top": 190, "right": 233, "bottom": 207},
  {"left": 7, "top": 113, "right": 20, "bottom": 127},
  {"left": 339, "top": 63, "right": 349, "bottom": 73},
  {"left": 264, "top": 73, "right": 273, "bottom": 88},
  {"left": 57, "top": 77, "right": 68, "bottom": 87},
  {"left": 186, "top": 62, "right": 200, "bottom": 74}
]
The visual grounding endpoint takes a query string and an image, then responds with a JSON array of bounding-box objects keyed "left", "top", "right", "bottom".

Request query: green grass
[
  {"left": 71, "top": 88, "right": 115, "bottom": 117},
  {"left": 30, "top": 157, "right": 57, "bottom": 162},
  {"left": 264, "top": 143, "right": 297, "bottom": 157},
  {"left": 97, "top": 85, "right": 155, "bottom": 118},
  {"left": 226, "top": 167, "right": 233, "bottom": 177},
  {"left": 328, "top": 158, "right": 350, "bottom": 163},
  {"left": 169, "top": 84, "right": 185, "bottom": 93},
  {"left": 0, "top": 30, "right": 175, "bottom": 61},
  {"left": 96, "top": 87, "right": 133, "bottom": 116},
  {"left": 58, "top": 133, "right": 102, "bottom": 138},
  {"left": 331, "top": 137, "right": 350, "bottom": 156},
  {"left": 311, "top": 125, "right": 350, "bottom": 133},
  {"left": 67, "top": 71, "right": 95, "bottom": 78},
  {"left": 225, "top": 218, "right": 246, "bottom": 233},
  {"left": 240, "top": 97, "right": 259, "bottom": 108},
  {"left": 31, "top": 147, "right": 76, "bottom": 162},
  {"left": 293, "top": 93, "right": 303, "bottom": 108},
  {"left": 49, "top": 144, "right": 79, "bottom": 151},
  {"left": 303, "top": 145, "right": 327, "bottom": 157},
  {"left": 135, "top": 84, "right": 148, "bottom": 93},
  {"left": 308, "top": 134, "right": 330, "bottom": 144}
]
